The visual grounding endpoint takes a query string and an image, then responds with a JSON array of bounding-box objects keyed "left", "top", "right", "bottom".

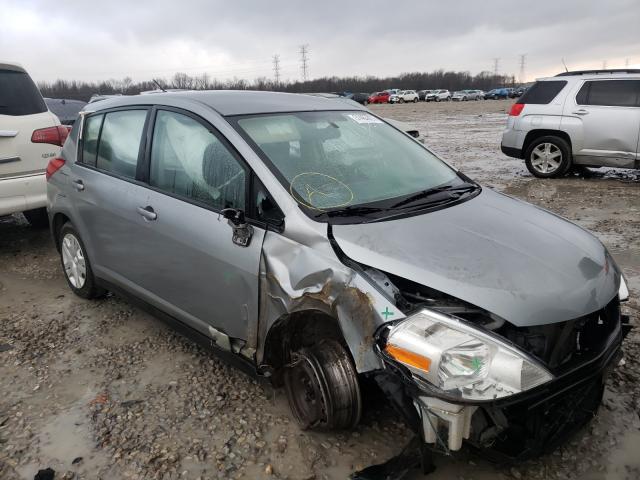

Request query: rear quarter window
[
  {"left": 0, "top": 69, "right": 47, "bottom": 116},
  {"left": 517, "top": 80, "right": 567, "bottom": 104}
]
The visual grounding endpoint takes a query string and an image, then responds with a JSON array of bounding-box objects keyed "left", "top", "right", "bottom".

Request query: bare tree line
[{"left": 38, "top": 70, "right": 520, "bottom": 102}]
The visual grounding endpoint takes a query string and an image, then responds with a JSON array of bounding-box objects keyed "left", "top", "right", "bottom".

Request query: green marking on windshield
[{"left": 381, "top": 307, "right": 394, "bottom": 320}]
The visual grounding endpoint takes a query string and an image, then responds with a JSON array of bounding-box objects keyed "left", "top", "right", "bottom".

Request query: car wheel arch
[
  {"left": 52, "top": 212, "right": 71, "bottom": 252},
  {"left": 522, "top": 129, "right": 573, "bottom": 160},
  {"left": 261, "top": 309, "right": 352, "bottom": 382}
]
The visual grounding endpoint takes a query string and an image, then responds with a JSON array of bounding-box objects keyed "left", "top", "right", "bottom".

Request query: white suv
[
  {"left": 389, "top": 90, "right": 419, "bottom": 103},
  {"left": 501, "top": 69, "right": 640, "bottom": 178},
  {"left": 0, "top": 62, "right": 66, "bottom": 226}
]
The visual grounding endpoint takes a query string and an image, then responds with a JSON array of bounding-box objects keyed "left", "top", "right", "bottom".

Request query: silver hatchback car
[
  {"left": 501, "top": 69, "right": 640, "bottom": 177},
  {"left": 47, "top": 91, "right": 629, "bottom": 473}
]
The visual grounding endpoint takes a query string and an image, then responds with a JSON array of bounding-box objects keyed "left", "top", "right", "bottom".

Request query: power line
[
  {"left": 300, "top": 44, "right": 309, "bottom": 82},
  {"left": 272, "top": 54, "right": 281, "bottom": 85},
  {"left": 518, "top": 54, "right": 526, "bottom": 84}
]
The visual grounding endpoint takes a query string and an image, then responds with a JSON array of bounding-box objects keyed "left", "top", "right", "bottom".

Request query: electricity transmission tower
[
  {"left": 493, "top": 58, "right": 500, "bottom": 77},
  {"left": 300, "top": 44, "right": 309, "bottom": 81},
  {"left": 272, "top": 54, "right": 281, "bottom": 85},
  {"left": 519, "top": 54, "right": 526, "bottom": 84}
]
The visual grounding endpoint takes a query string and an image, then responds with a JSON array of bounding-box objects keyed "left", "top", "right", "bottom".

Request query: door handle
[
  {"left": 573, "top": 109, "right": 589, "bottom": 115},
  {"left": 72, "top": 179, "right": 85, "bottom": 191},
  {"left": 137, "top": 206, "right": 157, "bottom": 221}
]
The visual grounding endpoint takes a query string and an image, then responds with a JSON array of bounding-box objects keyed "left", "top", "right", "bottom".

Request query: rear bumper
[
  {"left": 500, "top": 144, "right": 522, "bottom": 159},
  {"left": 0, "top": 172, "right": 46, "bottom": 216}
]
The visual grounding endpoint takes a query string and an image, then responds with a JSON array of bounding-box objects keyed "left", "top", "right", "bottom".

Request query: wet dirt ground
[{"left": 1, "top": 99, "right": 639, "bottom": 480}]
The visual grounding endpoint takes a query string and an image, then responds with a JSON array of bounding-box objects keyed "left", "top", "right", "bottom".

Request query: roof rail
[{"left": 555, "top": 69, "right": 640, "bottom": 77}]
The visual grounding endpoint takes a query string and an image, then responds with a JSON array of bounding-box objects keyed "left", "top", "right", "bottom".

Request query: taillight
[
  {"left": 46, "top": 157, "right": 65, "bottom": 180},
  {"left": 509, "top": 103, "right": 525, "bottom": 116},
  {"left": 31, "top": 125, "right": 71, "bottom": 147}
]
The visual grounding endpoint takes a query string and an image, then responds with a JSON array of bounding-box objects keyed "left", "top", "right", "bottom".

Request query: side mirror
[
  {"left": 221, "top": 208, "right": 246, "bottom": 226},
  {"left": 220, "top": 208, "right": 253, "bottom": 247}
]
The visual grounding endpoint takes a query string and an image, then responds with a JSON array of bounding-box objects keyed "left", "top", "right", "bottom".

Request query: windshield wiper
[
  {"left": 313, "top": 205, "right": 391, "bottom": 219},
  {"left": 390, "top": 183, "right": 478, "bottom": 209}
]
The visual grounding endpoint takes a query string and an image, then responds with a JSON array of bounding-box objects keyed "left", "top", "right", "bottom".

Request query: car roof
[
  {"left": 87, "top": 90, "right": 367, "bottom": 116},
  {"left": 540, "top": 69, "right": 640, "bottom": 81},
  {"left": 0, "top": 62, "right": 27, "bottom": 73}
]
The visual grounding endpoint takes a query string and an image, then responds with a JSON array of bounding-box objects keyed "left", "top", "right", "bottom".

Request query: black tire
[
  {"left": 524, "top": 135, "right": 572, "bottom": 178},
  {"left": 23, "top": 207, "right": 49, "bottom": 228},
  {"left": 58, "top": 222, "right": 105, "bottom": 299},
  {"left": 399, "top": 98, "right": 405, "bottom": 103},
  {"left": 363, "top": 100, "right": 368, "bottom": 106},
  {"left": 284, "top": 339, "right": 361, "bottom": 431},
  {"left": 413, "top": 97, "right": 418, "bottom": 103}
]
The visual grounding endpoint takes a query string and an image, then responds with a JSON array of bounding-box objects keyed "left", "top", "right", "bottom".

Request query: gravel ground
[{"left": 1, "top": 99, "right": 639, "bottom": 480}]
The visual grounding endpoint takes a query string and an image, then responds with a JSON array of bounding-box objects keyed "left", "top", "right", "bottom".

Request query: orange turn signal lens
[{"left": 385, "top": 344, "right": 431, "bottom": 372}]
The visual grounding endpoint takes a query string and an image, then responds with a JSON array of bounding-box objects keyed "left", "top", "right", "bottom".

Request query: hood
[{"left": 332, "top": 188, "right": 619, "bottom": 327}]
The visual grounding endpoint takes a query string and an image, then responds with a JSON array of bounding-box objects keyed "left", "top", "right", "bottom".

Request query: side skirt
[{"left": 96, "top": 277, "right": 263, "bottom": 381}]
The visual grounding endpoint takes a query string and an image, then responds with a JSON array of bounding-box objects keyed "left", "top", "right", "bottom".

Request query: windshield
[{"left": 233, "top": 111, "right": 474, "bottom": 222}]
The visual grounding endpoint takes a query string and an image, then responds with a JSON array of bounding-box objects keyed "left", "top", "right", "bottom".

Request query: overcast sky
[{"left": 2, "top": 0, "right": 639, "bottom": 84}]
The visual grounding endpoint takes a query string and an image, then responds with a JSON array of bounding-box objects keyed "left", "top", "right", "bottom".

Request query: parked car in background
[
  {"left": 418, "top": 90, "right": 432, "bottom": 102},
  {"left": 389, "top": 90, "right": 419, "bottom": 103},
  {"left": 0, "top": 61, "right": 66, "bottom": 227},
  {"left": 47, "top": 90, "right": 630, "bottom": 473},
  {"left": 507, "top": 88, "right": 518, "bottom": 98},
  {"left": 426, "top": 89, "right": 451, "bottom": 102},
  {"left": 345, "top": 92, "right": 371, "bottom": 105},
  {"left": 502, "top": 69, "right": 640, "bottom": 177},
  {"left": 45, "top": 98, "right": 87, "bottom": 125},
  {"left": 512, "top": 86, "right": 530, "bottom": 97},
  {"left": 451, "top": 90, "right": 483, "bottom": 101},
  {"left": 368, "top": 91, "right": 391, "bottom": 104},
  {"left": 484, "top": 88, "right": 509, "bottom": 100}
]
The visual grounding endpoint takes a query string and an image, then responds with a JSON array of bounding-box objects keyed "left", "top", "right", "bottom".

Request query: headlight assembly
[{"left": 382, "top": 309, "right": 553, "bottom": 401}]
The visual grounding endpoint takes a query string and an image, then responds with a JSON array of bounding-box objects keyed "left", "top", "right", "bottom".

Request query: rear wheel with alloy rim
[
  {"left": 59, "top": 223, "right": 105, "bottom": 299},
  {"left": 284, "top": 339, "right": 361, "bottom": 430},
  {"left": 524, "top": 136, "right": 572, "bottom": 178}
]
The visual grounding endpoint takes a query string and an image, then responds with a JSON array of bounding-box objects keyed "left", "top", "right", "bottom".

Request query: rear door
[
  {"left": 127, "top": 107, "right": 265, "bottom": 342},
  {"left": 69, "top": 107, "right": 150, "bottom": 279},
  {"left": 567, "top": 79, "right": 640, "bottom": 166}
]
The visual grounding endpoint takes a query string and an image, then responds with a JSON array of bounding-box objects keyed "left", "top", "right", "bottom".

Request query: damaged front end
[{"left": 370, "top": 275, "right": 630, "bottom": 466}]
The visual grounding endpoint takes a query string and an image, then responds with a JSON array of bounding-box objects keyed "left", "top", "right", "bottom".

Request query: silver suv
[
  {"left": 47, "top": 91, "right": 629, "bottom": 474},
  {"left": 501, "top": 69, "right": 640, "bottom": 177}
]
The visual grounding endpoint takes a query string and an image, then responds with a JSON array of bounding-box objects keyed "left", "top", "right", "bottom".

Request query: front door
[{"left": 128, "top": 108, "right": 264, "bottom": 342}]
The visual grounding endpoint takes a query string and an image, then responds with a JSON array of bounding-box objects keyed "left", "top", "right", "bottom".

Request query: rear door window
[
  {"left": 0, "top": 69, "right": 47, "bottom": 116},
  {"left": 576, "top": 80, "right": 640, "bottom": 107},
  {"left": 96, "top": 110, "right": 147, "bottom": 179},
  {"left": 149, "top": 110, "right": 246, "bottom": 211},
  {"left": 81, "top": 114, "right": 103, "bottom": 167}
]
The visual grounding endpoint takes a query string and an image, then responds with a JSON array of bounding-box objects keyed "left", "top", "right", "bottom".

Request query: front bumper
[{"left": 375, "top": 316, "right": 626, "bottom": 461}]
